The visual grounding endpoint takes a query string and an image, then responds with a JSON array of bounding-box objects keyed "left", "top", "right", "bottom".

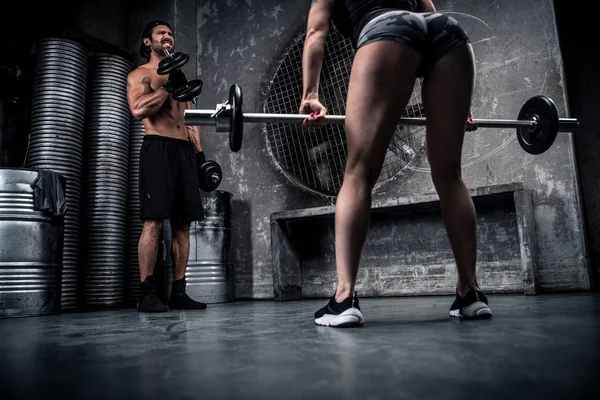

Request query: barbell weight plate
[
  {"left": 229, "top": 84, "right": 244, "bottom": 152},
  {"left": 157, "top": 52, "right": 190, "bottom": 75},
  {"left": 172, "top": 79, "right": 204, "bottom": 102},
  {"left": 516, "top": 95, "right": 559, "bottom": 155}
]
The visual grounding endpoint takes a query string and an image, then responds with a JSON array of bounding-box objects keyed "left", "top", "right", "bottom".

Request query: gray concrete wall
[
  {"left": 195, "top": 0, "right": 589, "bottom": 299},
  {"left": 196, "top": 0, "right": 326, "bottom": 298}
]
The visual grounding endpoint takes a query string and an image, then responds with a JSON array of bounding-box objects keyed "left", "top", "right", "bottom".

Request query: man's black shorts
[{"left": 139, "top": 134, "right": 204, "bottom": 222}]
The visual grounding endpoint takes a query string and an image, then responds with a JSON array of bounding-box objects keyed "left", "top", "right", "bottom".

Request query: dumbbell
[
  {"left": 157, "top": 50, "right": 203, "bottom": 102},
  {"left": 198, "top": 160, "right": 222, "bottom": 192}
]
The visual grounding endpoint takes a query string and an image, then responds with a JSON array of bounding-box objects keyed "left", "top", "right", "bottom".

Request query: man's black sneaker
[
  {"left": 168, "top": 276, "right": 207, "bottom": 310},
  {"left": 449, "top": 287, "right": 492, "bottom": 319},
  {"left": 314, "top": 291, "right": 364, "bottom": 327},
  {"left": 137, "top": 275, "right": 169, "bottom": 313}
]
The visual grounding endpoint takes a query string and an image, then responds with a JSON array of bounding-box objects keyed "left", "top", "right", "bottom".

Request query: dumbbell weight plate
[
  {"left": 157, "top": 52, "right": 189, "bottom": 75},
  {"left": 516, "top": 95, "right": 559, "bottom": 155},
  {"left": 172, "top": 79, "right": 204, "bottom": 102},
  {"left": 229, "top": 84, "right": 244, "bottom": 152},
  {"left": 199, "top": 160, "right": 223, "bottom": 192}
]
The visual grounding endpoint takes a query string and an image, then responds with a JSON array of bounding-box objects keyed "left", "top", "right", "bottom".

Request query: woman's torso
[{"left": 333, "top": 0, "right": 419, "bottom": 45}]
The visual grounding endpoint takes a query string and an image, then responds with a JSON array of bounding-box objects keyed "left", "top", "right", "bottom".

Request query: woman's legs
[
  {"left": 421, "top": 43, "right": 480, "bottom": 298},
  {"left": 333, "top": 39, "right": 421, "bottom": 303}
]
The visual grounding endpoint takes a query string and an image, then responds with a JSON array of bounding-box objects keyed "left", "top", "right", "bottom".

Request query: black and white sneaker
[
  {"left": 449, "top": 287, "right": 492, "bottom": 319},
  {"left": 314, "top": 292, "right": 364, "bottom": 327}
]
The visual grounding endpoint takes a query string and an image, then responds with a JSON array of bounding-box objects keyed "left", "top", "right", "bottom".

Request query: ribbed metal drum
[
  {"left": 81, "top": 53, "right": 132, "bottom": 307},
  {"left": 25, "top": 38, "right": 88, "bottom": 310},
  {"left": 125, "top": 117, "right": 145, "bottom": 305},
  {"left": 0, "top": 168, "right": 65, "bottom": 318},
  {"left": 163, "top": 190, "right": 234, "bottom": 304}
]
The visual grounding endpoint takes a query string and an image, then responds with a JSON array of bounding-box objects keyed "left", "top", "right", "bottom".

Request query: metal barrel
[
  {"left": 25, "top": 38, "right": 88, "bottom": 310},
  {"left": 0, "top": 168, "right": 65, "bottom": 318},
  {"left": 81, "top": 53, "right": 132, "bottom": 308},
  {"left": 125, "top": 117, "right": 145, "bottom": 305},
  {"left": 163, "top": 190, "right": 234, "bottom": 304}
]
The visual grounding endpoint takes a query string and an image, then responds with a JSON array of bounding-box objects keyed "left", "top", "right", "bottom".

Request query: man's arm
[
  {"left": 418, "top": 0, "right": 436, "bottom": 12},
  {"left": 127, "top": 70, "right": 171, "bottom": 120},
  {"left": 302, "top": 0, "right": 335, "bottom": 101},
  {"left": 186, "top": 101, "right": 203, "bottom": 153}
]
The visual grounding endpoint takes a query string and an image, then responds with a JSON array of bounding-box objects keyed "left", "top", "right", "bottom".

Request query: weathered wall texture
[
  {"left": 196, "top": 0, "right": 327, "bottom": 299},
  {"left": 194, "top": 0, "right": 589, "bottom": 299}
]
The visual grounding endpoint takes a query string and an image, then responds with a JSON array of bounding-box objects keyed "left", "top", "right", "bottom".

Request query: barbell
[{"left": 184, "top": 84, "right": 579, "bottom": 155}]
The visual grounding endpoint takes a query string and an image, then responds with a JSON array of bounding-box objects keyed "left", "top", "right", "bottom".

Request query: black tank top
[{"left": 332, "top": 0, "right": 419, "bottom": 47}]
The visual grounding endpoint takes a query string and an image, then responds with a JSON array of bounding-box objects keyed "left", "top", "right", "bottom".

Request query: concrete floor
[{"left": 1, "top": 293, "right": 599, "bottom": 400}]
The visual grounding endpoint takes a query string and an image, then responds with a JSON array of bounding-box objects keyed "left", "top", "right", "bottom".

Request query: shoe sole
[
  {"left": 137, "top": 303, "right": 169, "bottom": 313},
  {"left": 450, "top": 301, "right": 492, "bottom": 319},
  {"left": 315, "top": 308, "right": 364, "bottom": 327}
]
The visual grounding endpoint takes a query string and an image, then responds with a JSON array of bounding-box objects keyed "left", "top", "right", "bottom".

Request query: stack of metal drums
[
  {"left": 125, "top": 117, "right": 145, "bottom": 305},
  {"left": 25, "top": 38, "right": 88, "bottom": 310},
  {"left": 81, "top": 53, "right": 132, "bottom": 308}
]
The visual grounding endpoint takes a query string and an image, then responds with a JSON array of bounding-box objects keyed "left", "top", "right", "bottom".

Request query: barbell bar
[
  {"left": 188, "top": 111, "right": 551, "bottom": 128},
  {"left": 184, "top": 84, "right": 579, "bottom": 155}
]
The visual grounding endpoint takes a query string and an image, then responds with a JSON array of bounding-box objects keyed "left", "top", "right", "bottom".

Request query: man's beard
[{"left": 152, "top": 41, "right": 173, "bottom": 55}]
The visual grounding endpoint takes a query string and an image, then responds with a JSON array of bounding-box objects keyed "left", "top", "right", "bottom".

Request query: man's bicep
[{"left": 127, "top": 74, "right": 150, "bottom": 109}]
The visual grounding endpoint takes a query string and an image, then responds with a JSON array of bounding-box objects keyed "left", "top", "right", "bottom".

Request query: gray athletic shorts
[{"left": 356, "top": 10, "right": 470, "bottom": 76}]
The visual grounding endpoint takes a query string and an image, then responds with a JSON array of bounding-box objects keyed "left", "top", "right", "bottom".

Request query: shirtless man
[{"left": 127, "top": 20, "right": 207, "bottom": 312}]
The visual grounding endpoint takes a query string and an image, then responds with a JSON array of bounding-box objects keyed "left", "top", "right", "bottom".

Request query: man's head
[{"left": 140, "top": 20, "right": 174, "bottom": 60}]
